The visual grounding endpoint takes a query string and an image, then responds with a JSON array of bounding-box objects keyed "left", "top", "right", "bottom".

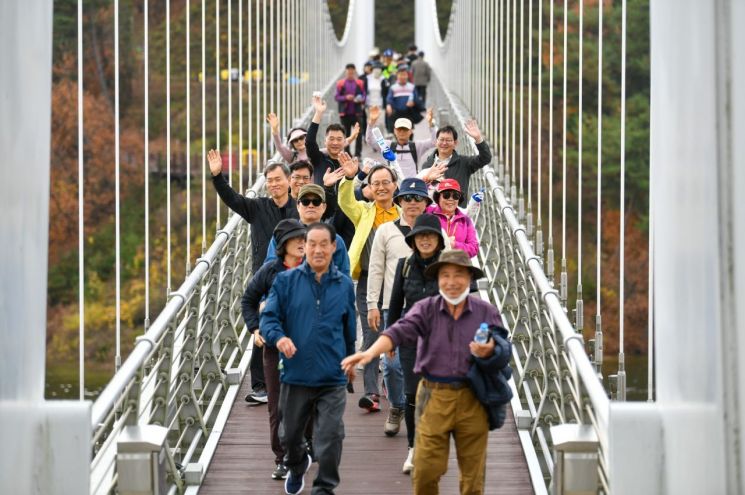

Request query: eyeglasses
[
  {"left": 299, "top": 197, "right": 324, "bottom": 207},
  {"left": 440, "top": 190, "right": 462, "bottom": 201},
  {"left": 290, "top": 174, "right": 311, "bottom": 181},
  {"left": 370, "top": 180, "right": 393, "bottom": 188},
  {"left": 399, "top": 194, "right": 427, "bottom": 203},
  {"left": 437, "top": 138, "right": 455, "bottom": 144}
]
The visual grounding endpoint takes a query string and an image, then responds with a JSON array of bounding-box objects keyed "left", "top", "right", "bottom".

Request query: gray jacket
[{"left": 411, "top": 59, "right": 432, "bottom": 86}]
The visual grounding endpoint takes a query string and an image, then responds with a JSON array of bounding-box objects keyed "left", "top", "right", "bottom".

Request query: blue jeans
[{"left": 381, "top": 310, "right": 406, "bottom": 409}]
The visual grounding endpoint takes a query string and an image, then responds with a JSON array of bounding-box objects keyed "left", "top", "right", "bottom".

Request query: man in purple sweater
[
  {"left": 342, "top": 249, "right": 509, "bottom": 495},
  {"left": 335, "top": 63, "right": 366, "bottom": 158}
]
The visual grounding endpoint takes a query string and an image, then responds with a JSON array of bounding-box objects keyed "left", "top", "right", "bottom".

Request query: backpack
[{"left": 390, "top": 141, "right": 418, "bottom": 167}]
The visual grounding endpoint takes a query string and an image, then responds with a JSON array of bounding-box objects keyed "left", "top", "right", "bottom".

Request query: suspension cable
[
  {"left": 547, "top": 0, "right": 555, "bottom": 283},
  {"left": 595, "top": 0, "right": 604, "bottom": 373},
  {"left": 201, "top": 0, "right": 206, "bottom": 252},
  {"left": 576, "top": 0, "right": 584, "bottom": 332},
  {"left": 228, "top": 0, "right": 232, "bottom": 189},
  {"left": 498, "top": 0, "right": 504, "bottom": 177},
  {"left": 255, "top": 0, "right": 260, "bottom": 179},
  {"left": 166, "top": 0, "right": 172, "bottom": 297},
  {"left": 186, "top": 0, "right": 191, "bottom": 274},
  {"left": 144, "top": 0, "right": 150, "bottom": 329},
  {"left": 77, "top": 0, "right": 85, "bottom": 399},
  {"left": 239, "top": 0, "right": 243, "bottom": 192},
  {"left": 536, "top": 0, "right": 543, "bottom": 257},
  {"left": 518, "top": 0, "right": 525, "bottom": 221},
  {"left": 560, "top": 0, "right": 568, "bottom": 306},
  {"left": 527, "top": 0, "right": 533, "bottom": 237},
  {"left": 114, "top": 0, "right": 122, "bottom": 370},
  {"left": 263, "top": 0, "right": 267, "bottom": 166},
  {"left": 248, "top": 0, "right": 253, "bottom": 187},
  {"left": 618, "top": 0, "right": 628, "bottom": 401},
  {"left": 511, "top": 0, "right": 517, "bottom": 204},
  {"left": 215, "top": 0, "right": 220, "bottom": 228}
]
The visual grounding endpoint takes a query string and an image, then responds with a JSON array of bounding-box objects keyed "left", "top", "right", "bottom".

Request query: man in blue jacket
[{"left": 261, "top": 222, "right": 356, "bottom": 495}]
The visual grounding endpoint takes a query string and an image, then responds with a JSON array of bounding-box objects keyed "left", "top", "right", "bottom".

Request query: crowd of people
[{"left": 208, "top": 45, "right": 512, "bottom": 495}]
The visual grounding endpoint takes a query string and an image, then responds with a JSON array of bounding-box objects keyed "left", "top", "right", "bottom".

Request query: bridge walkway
[{"left": 200, "top": 373, "right": 534, "bottom": 494}]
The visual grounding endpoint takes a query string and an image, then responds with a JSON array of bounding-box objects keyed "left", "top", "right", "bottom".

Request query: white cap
[{"left": 394, "top": 118, "right": 413, "bottom": 130}]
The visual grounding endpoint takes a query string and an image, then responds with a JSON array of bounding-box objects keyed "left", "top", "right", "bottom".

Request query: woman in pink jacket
[{"left": 427, "top": 178, "right": 479, "bottom": 257}]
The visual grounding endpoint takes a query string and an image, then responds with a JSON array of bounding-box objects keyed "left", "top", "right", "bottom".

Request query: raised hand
[
  {"left": 424, "top": 161, "right": 448, "bottom": 183},
  {"left": 426, "top": 107, "right": 434, "bottom": 127},
  {"left": 464, "top": 119, "right": 483, "bottom": 143},
  {"left": 266, "top": 112, "right": 280, "bottom": 134},
  {"left": 368, "top": 105, "right": 381, "bottom": 124},
  {"left": 312, "top": 94, "right": 327, "bottom": 113},
  {"left": 323, "top": 166, "right": 346, "bottom": 187},
  {"left": 338, "top": 151, "right": 359, "bottom": 178},
  {"left": 207, "top": 149, "right": 223, "bottom": 176}
]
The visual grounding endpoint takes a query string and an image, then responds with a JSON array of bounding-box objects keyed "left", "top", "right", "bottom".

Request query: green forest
[{"left": 48, "top": 0, "right": 649, "bottom": 394}]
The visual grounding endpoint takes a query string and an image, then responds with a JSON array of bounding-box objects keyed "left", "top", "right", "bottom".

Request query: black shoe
[
  {"left": 358, "top": 393, "right": 381, "bottom": 412},
  {"left": 271, "top": 463, "right": 288, "bottom": 480},
  {"left": 305, "top": 439, "right": 315, "bottom": 463}
]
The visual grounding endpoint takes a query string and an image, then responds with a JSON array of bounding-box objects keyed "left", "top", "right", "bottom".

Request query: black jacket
[
  {"left": 241, "top": 257, "right": 287, "bottom": 333},
  {"left": 421, "top": 140, "right": 492, "bottom": 206},
  {"left": 387, "top": 253, "right": 440, "bottom": 327},
  {"left": 212, "top": 173, "right": 299, "bottom": 273},
  {"left": 306, "top": 121, "right": 356, "bottom": 247}
]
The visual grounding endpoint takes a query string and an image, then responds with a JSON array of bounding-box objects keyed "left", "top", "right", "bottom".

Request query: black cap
[
  {"left": 405, "top": 213, "right": 445, "bottom": 248},
  {"left": 273, "top": 219, "right": 306, "bottom": 252}
]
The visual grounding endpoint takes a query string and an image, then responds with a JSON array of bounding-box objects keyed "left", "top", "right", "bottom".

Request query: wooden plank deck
[{"left": 200, "top": 373, "right": 534, "bottom": 494}]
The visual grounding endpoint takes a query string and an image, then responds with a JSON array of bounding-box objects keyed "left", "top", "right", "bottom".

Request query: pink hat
[{"left": 287, "top": 128, "right": 307, "bottom": 143}]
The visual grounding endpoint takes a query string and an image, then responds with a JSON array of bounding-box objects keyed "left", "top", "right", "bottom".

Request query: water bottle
[
  {"left": 474, "top": 322, "right": 490, "bottom": 344},
  {"left": 372, "top": 127, "right": 397, "bottom": 162},
  {"left": 466, "top": 189, "right": 485, "bottom": 220}
]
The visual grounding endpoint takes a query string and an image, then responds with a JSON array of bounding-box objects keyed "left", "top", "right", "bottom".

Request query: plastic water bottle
[
  {"left": 372, "top": 127, "right": 397, "bottom": 162},
  {"left": 466, "top": 189, "right": 485, "bottom": 220},
  {"left": 474, "top": 322, "right": 490, "bottom": 344}
]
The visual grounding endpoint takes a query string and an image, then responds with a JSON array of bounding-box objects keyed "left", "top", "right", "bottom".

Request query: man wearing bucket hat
[
  {"left": 342, "top": 249, "right": 510, "bottom": 495},
  {"left": 366, "top": 179, "right": 450, "bottom": 428},
  {"left": 366, "top": 106, "right": 436, "bottom": 178}
]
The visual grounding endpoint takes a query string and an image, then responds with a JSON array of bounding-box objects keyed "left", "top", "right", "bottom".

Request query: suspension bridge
[{"left": 2, "top": 0, "right": 744, "bottom": 494}]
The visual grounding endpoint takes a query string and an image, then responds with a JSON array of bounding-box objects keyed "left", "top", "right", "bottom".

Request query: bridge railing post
[{"left": 549, "top": 424, "right": 599, "bottom": 495}]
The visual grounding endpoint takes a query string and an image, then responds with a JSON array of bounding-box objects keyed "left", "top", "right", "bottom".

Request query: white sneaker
[{"left": 402, "top": 447, "right": 414, "bottom": 474}]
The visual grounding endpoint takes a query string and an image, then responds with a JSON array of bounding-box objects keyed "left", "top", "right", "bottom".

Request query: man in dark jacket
[
  {"left": 261, "top": 222, "right": 356, "bottom": 495},
  {"left": 208, "top": 149, "right": 299, "bottom": 274},
  {"left": 306, "top": 95, "right": 356, "bottom": 247},
  {"left": 420, "top": 121, "right": 492, "bottom": 207},
  {"left": 342, "top": 249, "right": 509, "bottom": 495}
]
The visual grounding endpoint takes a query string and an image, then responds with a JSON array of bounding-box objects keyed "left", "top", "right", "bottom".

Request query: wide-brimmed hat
[
  {"left": 424, "top": 249, "right": 485, "bottom": 280},
  {"left": 287, "top": 128, "right": 307, "bottom": 143},
  {"left": 273, "top": 219, "right": 306, "bottom": 251},
  {"left": 405, "top": 213, "right": 444, "bottom": 248},
  {"left": 394, "top": 118, "right": 413, "bottom": 130},
  {"left": 432, "top": 178, "right": 463, "bottom": 202},
  {"left": 297, "top": 183, "right": 326, "bottom": 202},
  {"left": 394, "top": 178, "right": 431, "bottom": 205}
]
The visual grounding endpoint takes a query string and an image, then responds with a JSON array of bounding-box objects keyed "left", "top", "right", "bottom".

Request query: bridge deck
[{"left": 200, "top": 374, "right": 534, "bottom": 494}]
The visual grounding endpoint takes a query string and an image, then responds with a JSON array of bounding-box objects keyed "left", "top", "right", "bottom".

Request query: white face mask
[
  {"left": 439, "top": 287, "right": 470, "bottom": 306},
  {"left": 372, "top": 68, "right": 382, "bottom": 77}
]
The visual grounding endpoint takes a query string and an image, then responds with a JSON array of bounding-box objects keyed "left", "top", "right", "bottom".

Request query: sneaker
[
  {"left": 305, "top": 438, "right": 315, "bottom": 463},
  {"left": 358, "top": 393, "right": 381, "bottom": 412},
  {"left": 402, "top": 447, "right": 414, "bottom": 474},
  {"left": 245, "top": 389, "right": 268, "bottom": 405},
  {"left": 271, "top": 463, "right": 288, "bottom": 480},
  {"left": 384, "top": 407, "right": 404, "bottom": 437},
  {"left": 284, "top": 454, "right": 312, "bottom": 495}
]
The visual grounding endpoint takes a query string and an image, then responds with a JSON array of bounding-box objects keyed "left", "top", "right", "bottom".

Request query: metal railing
[{"left": 428, "top": 74, "right": 610, "bottom": 493}]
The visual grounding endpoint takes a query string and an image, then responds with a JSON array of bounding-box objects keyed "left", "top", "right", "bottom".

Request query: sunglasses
[
  {"left": 440, "top": 190, "right": 462, "bottom": 201},
  {"left": 299, "top": 197, "right": 323, "bottom": 207},
  {"left": 399, "top": 194, "right": 427, "bottom": 203}
]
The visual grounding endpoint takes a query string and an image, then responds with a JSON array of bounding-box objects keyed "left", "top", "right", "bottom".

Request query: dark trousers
[
  {"left": 341, "top": 114, "right": 363, "bottom": 157},
  {"left": 250, "top": 341, "right": 265, "bottom": 390},
  {"left": 279, "top": 383, "right": 346, "bottom": 494},
  {"left": 415, "top": 85, "right": 427, "bottom": 106},
  {"left": 400, "top": 344, "right": 421, "bottom": 448},
  {"left": 265, "top": 346, "right": 314, "bottom": 464}
]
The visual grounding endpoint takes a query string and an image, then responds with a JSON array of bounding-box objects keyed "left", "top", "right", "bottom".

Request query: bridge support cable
[
  {"left": 576, "top": 0, "right": 585, "bottom": 337},
  {"left": 547, "top": 0, "right": 555, "bottom": 286},
  {"left": 595, "top": 0, "right": 604, "bottom": 376},
  {"left": 201, "top": 0, "right": 207, "bottom": 254},
  {"left": 536, "top": 0, "right": 544, "bottom": 260},
  {"left": 616, "top": 0, "right": 628, "bottom": 402},
  {"left": 145, "top": 0, "right": 151, "bottom": 331},
  {"left": 527, "top": 0, "right": 534, "bottom": 239},
  {"left": 115, "top": 0, "right": 122, "bottom": 370},
  {"left": 77, "top": 0, "right": 85, "bottom": 400},
  {"left": 560, "top": 0, "right": 568, "bottom": 308}
]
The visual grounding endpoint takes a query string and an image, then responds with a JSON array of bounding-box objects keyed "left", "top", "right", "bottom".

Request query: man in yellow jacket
[{"left": 335, "top": 152, "right": 401, "bottom": 412}]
